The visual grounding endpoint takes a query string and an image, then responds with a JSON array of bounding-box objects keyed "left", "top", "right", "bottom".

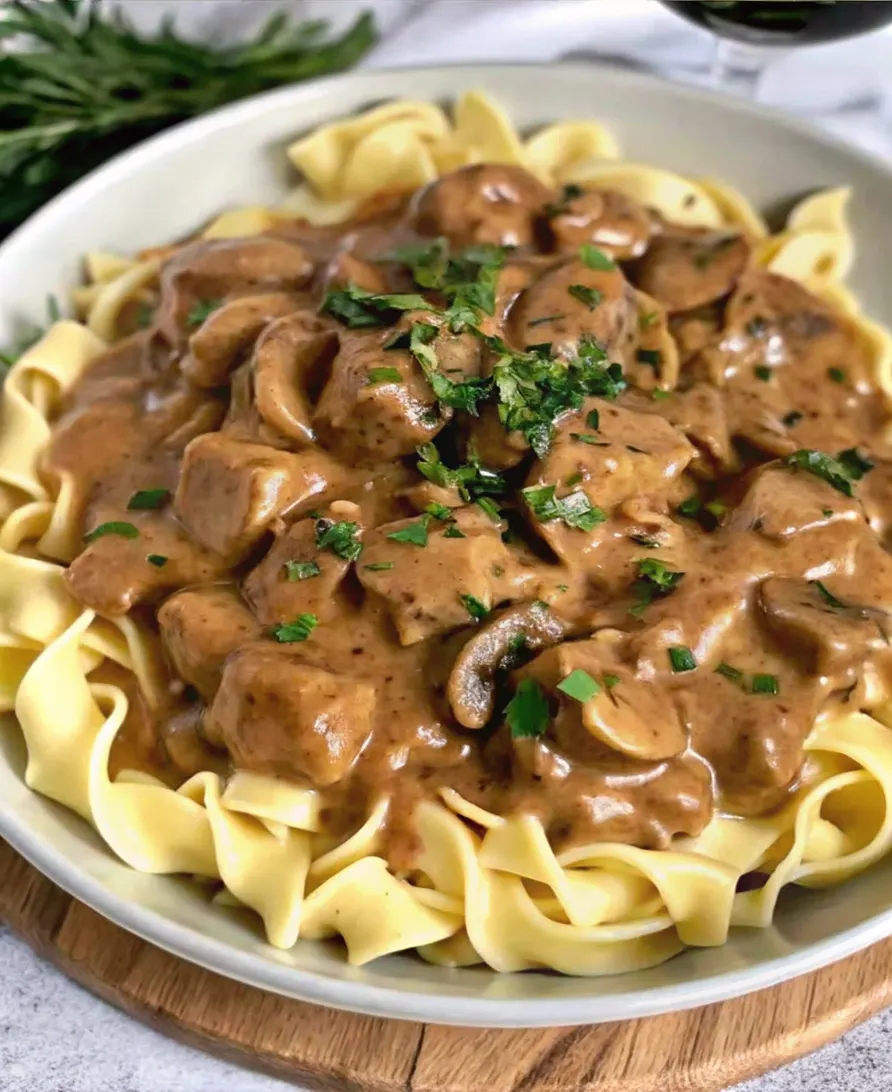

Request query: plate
[{"left": 3, "top": 63, "right": 892, "bottom": 1028}]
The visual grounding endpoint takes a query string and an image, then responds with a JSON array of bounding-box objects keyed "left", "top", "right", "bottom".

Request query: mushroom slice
[
  {"left": 448, "top": 601, "right": 569, "bottom": 729},
  {"left": 578, "top": 665, "right": 686, "bottom": 761}
]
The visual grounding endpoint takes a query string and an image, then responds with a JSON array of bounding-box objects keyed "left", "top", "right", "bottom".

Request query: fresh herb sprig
[{"left": 0, "top": 0, "right": 377, "bottom": 239}]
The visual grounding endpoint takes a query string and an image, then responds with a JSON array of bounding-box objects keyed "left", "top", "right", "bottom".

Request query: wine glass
[{"left": 658, "top": 1, "right": 892, "bottom": 99}]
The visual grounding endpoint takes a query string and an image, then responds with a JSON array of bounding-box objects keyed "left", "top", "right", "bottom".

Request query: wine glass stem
[{"left": 712, "top": 40, "right": 778, "bottom": 99}]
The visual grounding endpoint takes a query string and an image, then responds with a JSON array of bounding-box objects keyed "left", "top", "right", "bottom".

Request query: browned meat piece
[
  {"left": 508, "top": 256, "right": 637, "bottom": 360},
  {"left": 357, "top": 506, "right": 540, "bottom": 645},
  {"left": 463, "top": 404, "right": 530, "bottom": 470},
  {"left": 759, "top": 576, "right": 890, "bottom": 677},
  {"left": 175, "top": 433, "right": 341, "bottom": 563},
  {"left": 545, "top": 186, "right": 652, "bottom": 260},
  {"left": 632, "top": 229, "right": 751, "bottom": 313},
  {"left": 242, "top": 501, "right": 362, "bottom": 625},
  {"left": 207, "top": 645, "right": 376, "bottom": 786},
  {"left": 448, "top": 600, "right": 570, "bottom": 728},
  {"left": 158, "top": 584, "right": 260, "bottom": 703},
  {"left": 728, "top": 463, "right": 862, "bottom": 543},
  {"left": 409, "top": 164, "right": 552, "bottom": 248},
  {"left": 669, "top": 305, "right": 722, "bottom": 366},
  {"left": 160, "top": 703, "right": 227, "bottom": 779},
  {"left": 157, "top": 237, "right": 314, "bottom": 346},
  {"left": 641, "top": 381, "right": 736, "bottom": 476},
  {"left": 313, "top": 326, "right": 446, "bottom": 462},
  {"left": 65, "top": 515, "right": 230, "bottom": 616}
]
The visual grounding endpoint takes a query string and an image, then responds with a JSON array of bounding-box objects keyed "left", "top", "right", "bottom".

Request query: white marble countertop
[{"left": 4, "top": 2, "right": 892, "bottom": 1090}]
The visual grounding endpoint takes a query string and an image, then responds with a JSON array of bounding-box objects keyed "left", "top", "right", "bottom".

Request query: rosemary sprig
[{"left": 0, "top": 0, "right": 377, "bottom": 238}]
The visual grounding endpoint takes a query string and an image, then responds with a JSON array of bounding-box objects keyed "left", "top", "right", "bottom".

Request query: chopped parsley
[
  {"left": 754, "top": 365, "right": 772, "bottom": 382},
  {"left": 813, "top": 580, "right": 846, "bottom": 609},
  {"left": 603, "top": 673, "right": 620, "bottom": 689},
  {"left": 285, "top": 560, "right": 321, "bottom": 581},
  {"left": 651, "top": 389, "right": 671, "bottom": 401},
  {"left": 425, "top": 502, "right": 454, "bottom": 522},
  {"left": 364, "top": 561, "right": 395, "bottom": 571},
  {"left": 315, "top": 519, "right": 363, "bottom": 562},
  {"left": 579, "top": 243, "right": 616, "bottom": 271},
  {"left": 636, "top": 348, "right": 662, "bottom": 369},
  {"left": 528, "top": 313, "right": 565, "bottom": 327},
  {"left": 409, "top": 321, "right": 492, "bottom": 415},
  {"left": 785, "top": 449, "right": 871, "bottom": 497},
  {"left": 379, "top": 237, "right": 450, "bottom": 288},
  {"left": 416, "top": 444, "right": 506, "bottom": 502},
  {"left": 751, "top": 673, "right": 779, "bottom": 695},
  {"left": 321, "top": 285, "right": 433, "bottom": 328},
  {"left": 186, "top": 298, "right": 223, "bottom": 328},
  {"left": 639, "top": 311, "right": 659, "bottom": 331},
  {"left": 387, "top": 515, "right": 431, "bottom": 547},
  {"left": 586, "top": 409, "right": 600, "bottom": 431},
  {"left": 544, "top": 183, "right": 584, "bottom": 218},
  {"left": 523, "top": 483, "right": 606, "bottom": 532},
  {"left": 146, "top": 553, "right": 168, "bottom": 568},
  {"left": 715, "top": 662, "right": 744, "bottom": 684},
  {"left": 630, "top": 558, "right": 685, "bottom": 616},
  {"left": 505, "top": 677, "right": 550, "bottom": 739},
  {"left": 460, "top": 593, "right": 489, "bottom": 621},
  {"left": 443, "top": 525, "right": 466, "bottom": 539},
  {"left": 127, "top": 488, "right": 170, "bottom": 510},
  {"left": 557, "top": 668, "right": 600, "bottom": 703},
  {"left": 568, "top": 284, "right": 602, "bottom": 310},
  {"left": 476, "top": 496, "right": 502, "bottom": 523},
  {"left": 570, "top": 432, "right": 609, "bottom": 446},
  {"left": 84, "top": 521, "right": 139, "bottom": 543},
  {"left": 782, "top": 410, "right": 804, "bottom": 428},
  {"left": 828, "top": 367, "right": 846, "bottom": 384},
  {"left": 677, "top": 495, "right": 702, "bottom": 518},
  {"left": 271, "top": 614, "right": 317, "bottom": 643},
  {"left": 367, "top": 366, "right": 403, "bottom": 385},
  {"left": 668, "top": 646, "right": 697, "bottom": 673}
]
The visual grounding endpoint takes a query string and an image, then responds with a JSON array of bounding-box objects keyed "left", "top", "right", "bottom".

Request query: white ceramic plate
[{"left": 3, "top": 63, "right": 892, "bottom": 1029}]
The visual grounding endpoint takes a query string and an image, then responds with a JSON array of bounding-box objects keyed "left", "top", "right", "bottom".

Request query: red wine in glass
[{"left": 659, "top": 1, "right": 892, "bottom": 97}]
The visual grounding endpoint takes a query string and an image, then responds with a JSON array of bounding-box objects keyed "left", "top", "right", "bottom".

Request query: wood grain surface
[{"left": 3, "top": 837, "right": 891, "bottom": 1092}]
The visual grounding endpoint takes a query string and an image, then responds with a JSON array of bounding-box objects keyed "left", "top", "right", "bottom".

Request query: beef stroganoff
[{"left": 4, "top": 91, "right": 892, "bottom": 974}]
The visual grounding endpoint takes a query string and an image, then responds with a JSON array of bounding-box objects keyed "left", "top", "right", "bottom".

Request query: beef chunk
[
  {"left": 545, "top": 186, "right": 652, "bottom": 260},
  {"left": 174, "top": 434, "right": 340, "bottom": 563},
  {"left": 207, "top": 645, "right": 375, "bottom": 786},
  {"left": 632, "top": 229, "right": 751, "bottom": 313},
  {"left": 158, "top": 584, "right": 260, "bottom": 702}
]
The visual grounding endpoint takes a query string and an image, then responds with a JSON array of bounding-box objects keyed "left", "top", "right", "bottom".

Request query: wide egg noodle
[{"left": 6, "top": 99, "right": 892, "bottom": 975}]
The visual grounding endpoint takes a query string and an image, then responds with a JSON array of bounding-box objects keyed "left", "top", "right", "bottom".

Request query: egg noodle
[{"left": 4, "top": 91, "right": 892, "bottom": 974}]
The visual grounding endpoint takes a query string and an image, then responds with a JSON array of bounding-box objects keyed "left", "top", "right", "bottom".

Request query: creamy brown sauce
[{"left": 46, "top": 163, "right": 892, "bottom": 872}]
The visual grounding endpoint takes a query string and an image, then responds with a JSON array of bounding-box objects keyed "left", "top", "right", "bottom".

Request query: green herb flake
[
  {"left": 751, "top": 673, "right": 779, "bottom": 696},
  {"left": 315, "top": 519, "right": 363, "bottom": 561},
  {"left": 410, "top": 321, "right": 492, "bottom": 415},
  {"left": 84, "top": 521, "right": 139, "bottom": 544},
  {"left": 443, "top": 525, "right": 466, "bottom": 539},
  {"left": 271, "top": 613, "right": 318, "bottom": 643},
  {"left": 505, "top": 678, "right": 550, "bottom": 739},
  {"left": 630, "top": 557, "right": 685, "bottom": 616},
  {"left": 523, "top": 483, "right": 605, "bottom": 532},
  {"left": 416, "top": 443, "right": 507, "bottom": 502},
  {"left": 146, "top": 553, "right": 168, "bottom": 568},
  {"left": 715, "top": 662, "right": 744, "bottom": 684},
  {"left": 785, "top": 449, "right": 869, "bottom": 497},
  {"left": 822, "top": 507, "right": 834, "bottom": 518},
  {"left": 528, "top": 313, "right": 565, "bottom": 328},
  {"left": 387, "top": 515, "right": 432, "bottom": 547},
  {"left": 186, "top": 298, "right": 223, "bottom": 328},
  {"left": 812, "top": 580, "right": 846, "bottom": 609},
  {"left": 754, "top": 365, "right": 772, "bottom": 382},
  {"left": 603, "top": 673, "right": 620, "bottom": 689},
  {"left": 127, "top": 488, "right": 171, "bottom": 511},
  {"left": 651, "top": 389, "right": 671, "bottom": 401},
  {"left": 568, "top": 284, "right": 603, "bottom": 310},
  {"left": 828, "top": 367, "right": 846, "bottom": 384},
  {"left": 544, "top": 183, "right": 584, "bottom": 219},
  {"left": 557, "top": 668, "right": 600, "bottom": 703},
  {"left": 476, "top": 496, "right": 502, "bottom": 523},
  {"left": 459, "top": 593, "right": 489, "bottom": 621},
  {"left": 839, "top": 447, "right": 875, "bottom": 478},
  {"left": 782, "top": 410, "right": 804, "bottom": 428},
  {"left": 364, "top": 561, "right": 395, "bottom": 572},
  {"left": 677, "top": 495, "right": 702, "bottom": 518},
  {"left": 639, "top": 311, "right": 659, "bottom": 331},
  {"left": 668, "top": 646, "right": 697, "bottom": 673},
  {"left": 578, "top": 243, "right": 616, "bottom": 271},
  {"left": 636, "top": 348, "right": 662, "bottom": 369},
  {"left": 586, "top": 408, "right": 600, "bottom": 431},
  {"left": 285, "top": 560, "right": 321, "bottom": 582},
  {"left": 570, "top": 432, "right": 609, "bottom": 446},
  {"left": 321, "top": 284, "right": 433, "bottom": 328},
  {"left": 425, "top": 502, "right": 454, "bottom": 522},
  {"left": 367, "top": 366, "right": 403, "bottom": 385}
]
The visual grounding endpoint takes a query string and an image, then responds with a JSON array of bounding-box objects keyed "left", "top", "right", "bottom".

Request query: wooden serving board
[{"left": 3, "top": 838, "right": 891, "bottom": 1092}]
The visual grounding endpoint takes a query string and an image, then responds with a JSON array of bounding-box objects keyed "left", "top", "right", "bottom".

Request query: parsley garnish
[
  {"left": 271, "top": 613, "right": 317, "bottom": 643},
  {"left": 460, "top": 593, "right": 489, "bottom": 621},
  {"left": 528, "top": 313, "right": 565, "bottom": 327},
  {"left": 364, "top": 561, "right": 395, "bottom": 572},
  {"left": 828, "top": 367, "right": 846, "bottom": 384},
  {"left": 84, "top": 521, "right": 139, "bottom": 543},
  {"left": 557, "top": 669, "right": 600, "bottom": 703},
  {"left": 186, "top": 298, "right": 223, "bottom": 328},
  {"left": 677, "top": 495, "right": 702, "bottom": 518},
  {"left": 603, "top": 673, "right": 620, "bottom": 689},
  {"left": 754, "top": 365, "right": 772, "bottom": 382},
  {"left": 416, "top": 444, "right": 506, "bottom": 502},
  {"left": 579, "top": 243, "right": 616, "bottom": 271},
  {"left": 367, "top": 366, "right": 403, "bottom": 385},
  {"left": 651, "top": 389, "right": 671, "bottom": 401},
  {"left": 321, "top": 285, "right": 433, "bottom": 328},
  {"left": 751, "top": 673, "right": 779, "bottom": 695},
  {"left": 127, "top": 488, "right": 170, "bottom": 511},
  {"left": 586, "top": 409, "right": 600, "bottom": 431},
  {"left": 476, "top": 496, "right": 502, "bottom": 523},
  {"left": 523, "top": 483, "right": 606, "bottom": 532},
  {"left": 425, "top": 502, "right": 454, "bottom": 522},
  {"left": 409, "top": 321, "right": 491, "bottom": 415},
  {"left": 715, "top": 662, "right": 744, "bottom": 684},
  {"left": 629, "top": 558, "right": 684, "bottom": 616},
  {"left": 668, "top": 646, "right": 697, "bottom": 673},
  {"left": 379, "top": 238, "right": 449, "bottom": 288},
  {"left": 813, "top": 580, "right": 846, "bottom": 609},
  {"left": 505, "top": 678, "right": 550, "bottom": 738},
  {"left": 639, "top": 311, "right": 659, "bottom": 331},
  {"left": 570, "top": 432, "right": 609, "bottom": 446},
  {"left": 568, "top": 284, "right": 602, "bottom": 310},
  {"left": 443, "top": 525, "right": 466, "bottom": 539},
  {"left": 387, "top": 515, "right": 431, "bottom": 547},
  {"left": 146, "top": 553, "right": 168, "bottom": 567},
  {"left": 544, "top": 183, "right": 584, "bottom": 218},
  {"left": 315, "top": 519, "right": 363, "bottom": 561},
  {"left": 636, "top": 349, "right": 661, "bottom": 369},
  {"left": 285, "top": 560, "right": 320, "bottom": 581},
  {"left": 782, "top": 410, "right": 804, "bottom": 428},
  {"left": 785, "top": 449, "right": 871, "bottom": 497}
]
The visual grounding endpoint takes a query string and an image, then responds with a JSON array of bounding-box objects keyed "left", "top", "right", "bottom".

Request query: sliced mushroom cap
[
  {"left": 546, "top": 186, "right": 653, "bottom": 260},
  {"left": 447, "top": 600, "right": 569, "bottom": 729},
  {"left": 632, "top": 229, "right": 751, "bottom": 313},
  {"left": 578, "top": 665, "right": 686, "bottom": 761}
]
